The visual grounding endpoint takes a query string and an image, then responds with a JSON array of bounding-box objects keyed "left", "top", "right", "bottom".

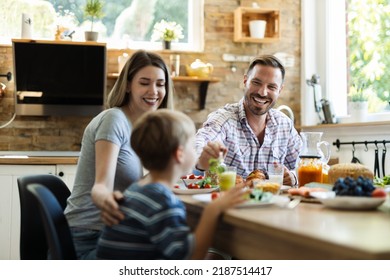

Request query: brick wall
[{"left": 0, "top": 0, "right": 301, "bottom": 151}]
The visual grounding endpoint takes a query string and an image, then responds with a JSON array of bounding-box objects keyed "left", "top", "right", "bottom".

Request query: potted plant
[
  {"left": 348, "top": 83, "right": 369, "bottom": 122},
  {"left": 83, "top": 0, "right": 104, "bottom": 41},
  {"left": 151, "top": 19, "right": 184, "bottom": 50}
]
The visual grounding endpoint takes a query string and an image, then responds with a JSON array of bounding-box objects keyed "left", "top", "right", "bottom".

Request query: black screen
[{"left": 12, "top": 40, "right": 106, "bottom": 116}]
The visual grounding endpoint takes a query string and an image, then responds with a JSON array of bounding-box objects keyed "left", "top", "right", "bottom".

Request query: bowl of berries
[{"left": 310, "top": 176, "right": 387, "bottom": 210}]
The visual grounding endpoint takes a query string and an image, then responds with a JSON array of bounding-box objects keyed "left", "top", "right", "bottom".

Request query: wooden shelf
[
  {"left": 234, "top": 7, "right": 280, "bottom": 43},
  {"left": 107, "top": 73, "right": 221, "bottom": 110}
]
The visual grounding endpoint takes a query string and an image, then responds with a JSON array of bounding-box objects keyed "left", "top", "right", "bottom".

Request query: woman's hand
[
  {"left": 92, "top": 186, "right": 125, "bottom": 226},
  {"left": 99, "top": 190, "right": 125, "bottom": 226}
]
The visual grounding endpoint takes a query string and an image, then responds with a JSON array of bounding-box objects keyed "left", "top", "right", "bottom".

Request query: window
[
  {"left": 302, "top": 0, "right": 390, "bottom": 125},
  {"left": 0, "top": 0, "right": 203, "bottom": 51}
]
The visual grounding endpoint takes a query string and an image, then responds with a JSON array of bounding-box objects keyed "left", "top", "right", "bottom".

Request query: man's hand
[
  {"left": 282, "top": 166, "right": 296, "bottom": 187},
  {"left": 196, "top": 141, "right": 227, "bottom": 171}
]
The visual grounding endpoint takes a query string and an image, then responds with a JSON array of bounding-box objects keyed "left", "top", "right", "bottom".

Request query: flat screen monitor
[{"left": 12, "top": 39, "right": 106, "bottom": 116}]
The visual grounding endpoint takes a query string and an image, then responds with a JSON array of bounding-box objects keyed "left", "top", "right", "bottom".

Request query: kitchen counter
[
  {"left": 0, "top": 151, "right": 79, "bottom": 165},
  {"left": 179, "top": 194, "right": 390, "bottom": 259}
]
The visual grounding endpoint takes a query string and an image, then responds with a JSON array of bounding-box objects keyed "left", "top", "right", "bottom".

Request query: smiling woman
[{"left": 0, "top": 0, "right": 204, "bottom": 51}]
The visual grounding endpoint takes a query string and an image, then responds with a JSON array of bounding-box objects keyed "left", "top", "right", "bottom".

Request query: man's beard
[{"left": 244, "top": 93, "right": 275, "bottom": 116}]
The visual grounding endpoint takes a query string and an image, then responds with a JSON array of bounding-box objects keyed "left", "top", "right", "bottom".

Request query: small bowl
[{"left": 252, "top": 179, "right": 281, "bottom": 195}]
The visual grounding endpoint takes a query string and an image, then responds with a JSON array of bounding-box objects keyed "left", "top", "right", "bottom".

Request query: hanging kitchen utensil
[
  {"left": 374, "top": 141, "right": 380, "bottom": 178},
  {"left": 351, "top": 142, "right": 361, "bottom": 163},
  {"left": 382, "top": 141, "right": 387, "bottom": 176}
]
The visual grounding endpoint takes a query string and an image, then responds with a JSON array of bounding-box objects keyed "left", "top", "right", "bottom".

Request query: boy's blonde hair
[{"left": 131, "top": 109, "right": 195, "bottom": 170}]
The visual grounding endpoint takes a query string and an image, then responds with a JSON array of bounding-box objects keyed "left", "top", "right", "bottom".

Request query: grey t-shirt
[{"left": 64, "top": 107, "right": 142, "bottom": 231}]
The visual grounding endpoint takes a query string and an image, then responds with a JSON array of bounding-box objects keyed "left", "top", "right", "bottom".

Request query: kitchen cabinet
[
  {"left": 234, "top": 7, "right": 280, "bottom": 43},
  {"left": 0, "top": 164, "right": 77, "bottom": 260}
]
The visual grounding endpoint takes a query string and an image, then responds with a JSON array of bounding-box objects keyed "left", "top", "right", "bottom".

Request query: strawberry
[
  {"left": 211, "top": 192, "right": 220, "bottom": 200},
  {"left": 189, "top": 174, "right": 196, "bottom": 179}
]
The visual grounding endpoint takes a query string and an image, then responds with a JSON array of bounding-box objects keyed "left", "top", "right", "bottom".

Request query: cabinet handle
[{"left": 58, "top": 171, "right": 64, "bottom": 177}]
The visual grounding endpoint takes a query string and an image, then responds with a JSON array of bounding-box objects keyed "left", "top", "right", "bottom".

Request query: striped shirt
[
  {"left": 96, "top": 182, "right": 195, "bottom": 260},
  {"left": 195, "top": 98, "right": 303, "bottom": 177}
]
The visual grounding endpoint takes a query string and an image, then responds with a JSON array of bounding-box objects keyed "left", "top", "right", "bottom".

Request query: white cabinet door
[
  {"left": 0, "top": 165, "right": 56, "bottom": 260},
  {"left": 56, "top": 164, "right": 77, "bottom": 192},
  {"left": 0, "top": 175, "right": 13, "bottom": 260}
]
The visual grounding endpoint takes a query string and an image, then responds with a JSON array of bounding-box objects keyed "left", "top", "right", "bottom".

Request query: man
[{"left": 195, "top": 55, "right": 302, "bottom": 186}]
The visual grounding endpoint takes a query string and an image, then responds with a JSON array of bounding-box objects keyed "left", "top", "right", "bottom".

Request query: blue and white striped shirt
[
  {"left": 195, "top": 98, "right": 302, "bottom": 177},
  {"left": 96, "top": 182, "right": 195, "bottom": 260}
]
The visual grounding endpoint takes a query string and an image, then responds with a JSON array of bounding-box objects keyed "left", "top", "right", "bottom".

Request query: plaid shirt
[{"left": 195, "top": 98, "right": 303, "bottom": 178}]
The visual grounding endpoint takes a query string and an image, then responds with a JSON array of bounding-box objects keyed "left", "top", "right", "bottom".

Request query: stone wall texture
[{"left": 0, "top": 0, "right": 301, "bottom": 151}]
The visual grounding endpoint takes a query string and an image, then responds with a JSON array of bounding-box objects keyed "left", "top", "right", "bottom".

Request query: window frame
[
  {"left": 0, "top": 0, "right": 204, "bottom": 52},
  {"left": 107, "top": 0, "right": 204, "bottom": 51},
  {"left": 301, "top": 0, "right": 390, "bottom": 126}
]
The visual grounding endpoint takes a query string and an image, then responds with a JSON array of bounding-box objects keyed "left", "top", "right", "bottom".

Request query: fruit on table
[
  {"left": 332, "top": 176, "right": 375, "bottom": 196},
  {"left": 371, "top": 188, "right": 387, "bottom": 198},
  {"left": 211, "top": 192, "right": 220, "bottom": 200}
]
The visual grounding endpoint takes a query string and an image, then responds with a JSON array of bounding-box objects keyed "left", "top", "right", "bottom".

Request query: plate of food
[
  {"left": 287, "top": 185, "right": 331, "bottom": 203},
  {"left": 310, "top": 176, "right": 388, "bottom": 210},
  {"left": 191, "top": 189, "right": 287, "bottom": 208},
  {"left": 172, "top": 181, "right": 220, "bottom": 195},
  {"left": 312, "top": 194, "right": 386, "bottom": 210}
]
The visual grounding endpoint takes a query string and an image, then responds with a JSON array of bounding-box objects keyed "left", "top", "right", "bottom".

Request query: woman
[{"left": 64, "top": 50, "right": 174, "bottom": 259}]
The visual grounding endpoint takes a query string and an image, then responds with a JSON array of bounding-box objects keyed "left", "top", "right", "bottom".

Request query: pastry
[{"left": 246, "top": 169, "right": 266, "bottom": 188}]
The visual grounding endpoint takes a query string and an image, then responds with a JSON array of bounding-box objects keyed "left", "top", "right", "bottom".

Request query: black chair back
[
  {"left": 17, "top": 174, "right": 71, "bottom": 260},
  {"left": 27, "top": 183, "right": 76, "bottom": 260}
]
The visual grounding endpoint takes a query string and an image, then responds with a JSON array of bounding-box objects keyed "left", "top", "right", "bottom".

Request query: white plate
[
  {"left": 314, "top": 194, "right": 386, "bottom": 210},
  {"left": 172, "top": 182, "right": 219, "bottom": 195},
  {"left": 192, "top": 193, "right": 281, "bottom": 208},
  {"left": 280, "top": 185, "right": 291, "bottom": 192}
]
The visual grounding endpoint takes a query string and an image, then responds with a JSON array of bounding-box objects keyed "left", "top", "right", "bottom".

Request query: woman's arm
[{"left": 91, "top": 140, "right": 125, "bottom": 226}]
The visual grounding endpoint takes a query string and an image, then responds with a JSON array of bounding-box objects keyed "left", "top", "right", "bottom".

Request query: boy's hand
[{"left": 211, "top": 185, "right": 250, "bottom": 212}]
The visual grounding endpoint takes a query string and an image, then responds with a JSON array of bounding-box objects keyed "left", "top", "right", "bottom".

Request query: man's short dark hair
[{"left": 247, "top": 55, "right": 285, "bottom": 81}]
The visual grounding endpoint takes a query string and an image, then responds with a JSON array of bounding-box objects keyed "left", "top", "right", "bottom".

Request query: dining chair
[
  {"left": 26, "top": 183, "right": 76, "bottom": 260},
  {"left": 17, "top": 174, "right": 71, "bottom": 260}
]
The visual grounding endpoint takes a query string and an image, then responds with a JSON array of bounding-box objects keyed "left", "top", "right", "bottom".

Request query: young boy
[{"left": 96, "top": 109, "right": 248, "bottom": 259}]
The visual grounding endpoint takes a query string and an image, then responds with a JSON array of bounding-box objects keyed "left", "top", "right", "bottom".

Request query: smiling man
[{"left": 195, "top": 55, "right": 302, "bottom": 187}]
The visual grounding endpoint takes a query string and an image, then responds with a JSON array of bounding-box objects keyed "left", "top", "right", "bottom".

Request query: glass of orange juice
[{"left": 218, "top": 166, "right": 237, "bottom": 191}]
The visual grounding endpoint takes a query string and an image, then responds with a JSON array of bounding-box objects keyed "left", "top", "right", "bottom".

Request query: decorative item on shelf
[
  {"left": 169, "top": 54, "right": 180, "bottom": 77},
  {"left": 83, "top": 0, "right": 104, "bottom": 41},
  {"left": 21, "top": 13, "right": 33, "bottom": 39},
  {"left": 348, "top": 82, "right": 369, "bottom": 122},
  {"left": 151, "top": 19, "right": 184, "bottom": 50},
  {"left": 185, "top": 59, "right": 214, "bottom": 78},
  {"left": 118, "top": 53, "right": 129, "bottom": 73},
  {"left": 55, "top": 9, "right": 77, "bottom": 40},
  {"left": 249, "top": 20, "right": 266, "bottom": 38}
]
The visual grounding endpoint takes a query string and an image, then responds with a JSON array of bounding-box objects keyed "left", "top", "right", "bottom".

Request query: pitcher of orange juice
[{"left": 297, "top": 132, "right": 330, "bottom": 187}]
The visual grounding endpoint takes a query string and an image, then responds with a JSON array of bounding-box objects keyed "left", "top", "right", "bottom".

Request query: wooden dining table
[{"left": 178, "top": 194, "right": 390, "bottom": 260}]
